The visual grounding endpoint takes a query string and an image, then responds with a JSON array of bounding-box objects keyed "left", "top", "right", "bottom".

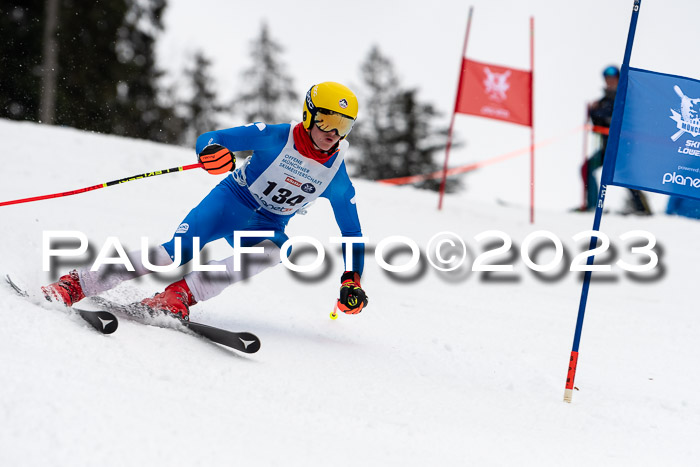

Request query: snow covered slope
[{"left": 0, "top": 119, "right": 698, "bottom": 466}]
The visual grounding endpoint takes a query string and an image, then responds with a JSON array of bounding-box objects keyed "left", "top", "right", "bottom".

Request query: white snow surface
[{"left": 0, "top": 119, "right": 699, "bottom": 466}]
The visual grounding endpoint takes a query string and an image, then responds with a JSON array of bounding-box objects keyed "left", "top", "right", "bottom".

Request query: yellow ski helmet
[{"left": 302, "top": 82, "right": 358, "bottom": 139}]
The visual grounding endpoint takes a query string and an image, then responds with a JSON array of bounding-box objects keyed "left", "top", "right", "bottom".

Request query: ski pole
[
  {"left": 0, "top": 163, "right": 203, "bottom": 207},
  {"left": 330, "top": 301, "right": 339, "bottom": 320}
]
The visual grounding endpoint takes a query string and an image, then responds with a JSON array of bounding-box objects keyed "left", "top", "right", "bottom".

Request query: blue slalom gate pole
[{"left": 564, "top": 0, "right": 642, "bottom": 403}]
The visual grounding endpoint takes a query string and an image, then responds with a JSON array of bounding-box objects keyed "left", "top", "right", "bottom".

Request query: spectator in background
[
  {"left": 579, "top": 65, "right": 652, "bottom": 215},
  {"left": 667, "top": 196, "right": 700, "bottom": 219}
]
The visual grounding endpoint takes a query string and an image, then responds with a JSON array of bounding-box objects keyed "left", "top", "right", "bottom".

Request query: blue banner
[{"left": 608, "top": 67, "right": 700, "bottom": 201}]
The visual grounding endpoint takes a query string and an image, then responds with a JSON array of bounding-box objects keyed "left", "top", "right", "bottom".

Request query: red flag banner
[{"left": 455, "top": 58, "right": 532, "bottom": 127}]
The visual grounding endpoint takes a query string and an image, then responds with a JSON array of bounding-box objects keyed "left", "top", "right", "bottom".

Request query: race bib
[{"left": 248, "top": 126, "right": 347, "bottom": 215}]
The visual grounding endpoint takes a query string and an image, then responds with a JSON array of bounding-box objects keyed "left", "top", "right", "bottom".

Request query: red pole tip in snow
[{"left": 564, "top": 351, "right": 579, "bottom": 403}]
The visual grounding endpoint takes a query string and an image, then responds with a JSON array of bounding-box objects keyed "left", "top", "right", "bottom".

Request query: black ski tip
[
  {"left": 75, "top": 309, "right": 119, "bottom": 334},
  {"left": 95, "top": 311, "right": 119, "bottom": 334},
  {"left": 185, "top": 322, "right": 261, "bottom": 353},
  {"left": 235, "top": 332, "right": 261, "bottom": 353}
]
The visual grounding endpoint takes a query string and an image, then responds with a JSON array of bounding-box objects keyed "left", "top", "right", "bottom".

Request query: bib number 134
[{"left": 263, "top": 181, "right": 306, "bottom": 206}]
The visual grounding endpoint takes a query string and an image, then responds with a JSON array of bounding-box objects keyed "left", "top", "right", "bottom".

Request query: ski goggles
[{"left": 314, "top": 109, "right": 355, "bottom": 137}]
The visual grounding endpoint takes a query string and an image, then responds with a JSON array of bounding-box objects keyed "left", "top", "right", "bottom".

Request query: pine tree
[
  {"left": 0, "top": 1, "right": 185, "bottom": 144},
  {"left": 1, "top": 1, "right": 55, "bottom": 122},
  {"left": 350, "top": 46, "right": 458, "bottom": 192},
  {"left": 349, "top": 46, "right": 398, "bottom": 179},
  {"left": 235, "top": 22, "right": 298, "bottom": 123},
  {"left": 53, "top": 0, "right": 132, "bottom": 135},
  {"left": 389, "top": 89, "right": 454, "bottom": 191},
  {"left": 111, "top": 0, "right": 185, "bottom": 143},
  {"left": 182, "top": 50, "right": 223, "bottom": 142}
]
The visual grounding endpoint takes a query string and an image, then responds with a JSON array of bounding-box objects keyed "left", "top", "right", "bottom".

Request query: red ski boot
[
  {"left": 41, "top": 270, "right": 86, "bottom": 306},
  {"left": 140, "top": 279, "right": 196, "bottom": 321}
]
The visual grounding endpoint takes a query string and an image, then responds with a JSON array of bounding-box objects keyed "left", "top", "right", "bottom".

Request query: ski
[
  {"left": 88, "top": 296, "right": 260, "bottom": 354},
  {"left": 5, "top": 274, "right": 118, "bottom": 335}
]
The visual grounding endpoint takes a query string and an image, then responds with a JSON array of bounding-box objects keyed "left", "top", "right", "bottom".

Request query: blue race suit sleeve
[
  {"left": 195, "top": 123, "right": 289, "bottom": 154},
  {"left": 322, "top": 161, "right": 365, "bottom": 275}
]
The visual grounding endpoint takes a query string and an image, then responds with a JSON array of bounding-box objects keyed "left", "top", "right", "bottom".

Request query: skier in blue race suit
[
  {"left": 42, "top": 82, "right": 369, "bottom": 318},
  {"left": 579, "top": 65, "right": 651, "bottom": 215}
]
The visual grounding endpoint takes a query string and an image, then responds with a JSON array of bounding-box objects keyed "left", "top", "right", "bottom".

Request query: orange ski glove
[{"left": 198, "top": 144, "right": 235, "bottom": 175}]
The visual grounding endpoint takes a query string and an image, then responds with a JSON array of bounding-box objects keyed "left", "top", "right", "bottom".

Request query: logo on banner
[
  {"left": 455, "top": 58, "right": 531, "bottom": 126},
  {"left": 669, "top": 85, "right": 700, "bottom": 141},
  {"left": 483, "top": 68, "right": 511, "bottom": 102},
  {"left": 662, "top": 171, "right": 700, "bottom": 189}
]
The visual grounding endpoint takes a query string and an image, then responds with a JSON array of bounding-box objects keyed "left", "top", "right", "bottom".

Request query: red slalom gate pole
[
  {"left": 529, "top": 16, "right": 535, "bottom": 224},
  {"left": 0, "top": 163, "right": 203, "bottom": 208},
  {"left": 438, "top": 6, "right": 473, "bottom": 211}
]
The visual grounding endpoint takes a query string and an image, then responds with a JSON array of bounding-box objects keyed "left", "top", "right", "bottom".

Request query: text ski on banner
[
  {"left": 608, "top": 67, "right": 700, "bottom": 201},
  {"left": 455, "top": 58, "right": 532, "bottom": 127}
]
